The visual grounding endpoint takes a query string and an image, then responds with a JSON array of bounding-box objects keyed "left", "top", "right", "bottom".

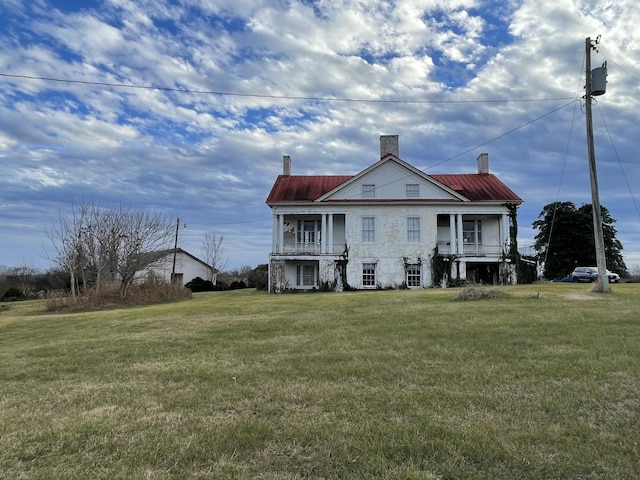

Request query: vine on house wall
[
  {"left": 506, "top": 202, "right": 537, "bottom": 284},
  {"left": 335, "top": 243, "right": 351, "bottom": 291},
  {"left": 430, "top": 246, "right": 453, "bottom": 286},
  {"left": 507, "top": 203, "right": 519, "bottom": 261},
  {"left": 269, "top": 259, "right": 287, "bottom": 293}
]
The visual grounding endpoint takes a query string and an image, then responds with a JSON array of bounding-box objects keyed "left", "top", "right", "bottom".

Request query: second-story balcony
[{"left": 271, "top": 213, "right": 347, "bottom": 258}]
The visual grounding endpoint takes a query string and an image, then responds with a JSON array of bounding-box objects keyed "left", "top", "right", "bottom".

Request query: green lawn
[{"left": 1, "top": 284, "right": 639, "bottom": 479}]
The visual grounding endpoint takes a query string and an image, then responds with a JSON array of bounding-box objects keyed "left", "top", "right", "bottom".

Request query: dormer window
[
  {"left": 406, "top": 184, "right": 419, "bottom": 197},
  {"left": 362, "top": 184, "right": 375, "bottom": 198}
]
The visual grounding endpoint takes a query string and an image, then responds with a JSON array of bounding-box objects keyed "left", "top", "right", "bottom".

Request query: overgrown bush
[
  {"left": 45, "top": 281, "right": 191, "bottom": 312},
  {"left": 454, "top": 285, "right": 508, "bottom": 301},
  {"left": 517, "top": 256, "right": 538, "bottom": 284},
  {"left": 228, "top": 280, "right": 247, "bottom": 290},
  {"left": 185, "top": 277, "right": 215, "bottom": 292},
  {"left": 1, "top": 286, "right": 24, "bottom": 301}
]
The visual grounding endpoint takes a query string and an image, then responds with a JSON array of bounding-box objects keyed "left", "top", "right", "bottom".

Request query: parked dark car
[
  {"left": 571, "top": 266, "right": 620, "bottom": 283},
  {"left": 551, "top": 276, "right": 573, "bottom": 283}
]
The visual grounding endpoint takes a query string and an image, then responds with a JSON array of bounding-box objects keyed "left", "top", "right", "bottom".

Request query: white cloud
[{"left": 0, "top": 0, "right": 639, "bottom": 272}]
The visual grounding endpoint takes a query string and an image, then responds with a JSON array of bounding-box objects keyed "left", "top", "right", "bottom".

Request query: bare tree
[
  {"left": 113, "top": 206, "right": 175, "bottom": 299},
  {"left": 46, "top": 200, "right": 175, "bottom": 300},
  {"left": 83, "top": 206, "right": 141, "bottom": 292},
  {"left": 629, "top": 264, "right": 640, "bottom": 277},
  {"left": 45, "top": 201, "right": 89, "bottom": 302},
  {"left": 201, "top": 232, "right": 227, "bottom": 284}
]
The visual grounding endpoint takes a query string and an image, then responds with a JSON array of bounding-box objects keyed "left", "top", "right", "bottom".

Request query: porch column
[
  {"left": 328, "top": 214, "right": 334, "bottom": 254},
  {"left": 272, "top": 213, "right": 278, "bottom": 253},
  {"left": 456, "top": 214, "right": 464, "bottom": 256},
  {"left": 321, "top": 214, "right": 327, "bottom": 254},
  {"left": 502, "top": 214, "right": 510, "bottom": 252},
  {"left": 278, "top": 214, "right": 284, "bottom": 254},
  {"left": 449, "top": 214, "right": 456, "bottom": 255}
]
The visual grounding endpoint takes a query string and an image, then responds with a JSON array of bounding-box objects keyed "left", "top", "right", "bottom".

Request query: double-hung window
[
  {"left": 407, "top": 217, "right": 421, "bottom": 243},
  {"left": 463, "top": 220, "right": 482, "bottom": 245},
  {"left": 296, "top": 264, "right": 317, "bottom": 287},
  {"left": 362, "top": 184, "right": 375, "bottom": 198},
  {"left": 362, "top": 262, "right": 376, "bottom": 287},
  {"left": 463, "top": 219, "right": 483, "bottom": 253},
  {"left": 406, "top": 264, "right": 421, "bottom": 287},
  {"left": 406, "top": 184, "right": 419, "bottom": 198},
  {"left": 362, "top": 216, "right": 375, "bottom": 243}
]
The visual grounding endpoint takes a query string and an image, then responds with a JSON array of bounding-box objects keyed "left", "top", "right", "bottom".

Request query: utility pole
[
  {"left": 585, "top": 36, "right": 609, "bottom": 292},
  {"left": 171, "top": 217, "right": 180, "bottom": 284}
]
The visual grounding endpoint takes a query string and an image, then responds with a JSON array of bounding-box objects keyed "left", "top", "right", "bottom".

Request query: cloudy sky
[{"left": 1, "top": 0, "right": 639, "bottom": 273}]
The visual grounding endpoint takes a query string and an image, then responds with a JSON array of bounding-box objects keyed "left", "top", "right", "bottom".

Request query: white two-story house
[{"left": 266, "top": 135, "right": 523, "bottom": 292}]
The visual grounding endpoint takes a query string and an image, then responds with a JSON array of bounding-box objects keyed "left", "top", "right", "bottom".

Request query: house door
[{"left": 297, "top": 220, "right": 321, "bottom": 251}]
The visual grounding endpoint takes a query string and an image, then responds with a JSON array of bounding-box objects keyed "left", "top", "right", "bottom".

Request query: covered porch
[
  {"left": 271, "top": 213, "right": 347, "bottom": 256},
  {"left": 436, "top": 213, "right": 510, "bottom": 257}
]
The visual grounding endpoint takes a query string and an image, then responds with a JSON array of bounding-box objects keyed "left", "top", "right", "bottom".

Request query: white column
[
  {"left": 449, "top": 214, "right": 456, "bottom": 255},
  {"left": 502, "top": 214, "right": 510, "bottom": 252},
  {"left": 272, "top": 213, "right": 277, "bottom": 253},
  {"left": 328, "top": 214, "right": 334, "bottom": 254},
  {"left": 457, "top": 214, "right": 464, "bottom": 256},
  {"left": 278, "top": 214, "right": 284, "bottom": 254},
  {"left": 321, "top": 214, "right": 327, "bottom": 254}
]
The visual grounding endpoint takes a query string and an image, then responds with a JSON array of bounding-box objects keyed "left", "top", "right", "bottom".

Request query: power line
[
  {"left": 542, "top": 54, "right": 586, "bottom": 270},
  {"left": 597, "top": 103, "right": 640, "bottom": 218},
  {"left": 425, "top": 99, "right": 579, "bottom": 170},
  {"left": 0, "top": 72, "right": 578, "bottom": 105}
]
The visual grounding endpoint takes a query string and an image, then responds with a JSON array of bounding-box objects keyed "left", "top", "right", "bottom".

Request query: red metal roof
[
  {"left": 266, "top": 173, "right": 521, "bottom": 203},
  {"left": 266, "top": 175, "right": 352, "bottom": 203},
  {"left": 431, "top": 174, "right": 522, "bottom": 202}
]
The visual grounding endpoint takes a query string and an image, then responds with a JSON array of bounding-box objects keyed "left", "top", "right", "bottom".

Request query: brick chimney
[
  {"left": 380, "top": 135, "right": 399, "bottom": 158},
  {"left": 477, "top": 153, "right": 489, "bottom": 174},
  {"left": 283, "top": 155, "right": 291, "bottom": 176}
]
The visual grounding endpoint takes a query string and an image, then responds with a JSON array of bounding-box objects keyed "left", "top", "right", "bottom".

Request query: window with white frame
[
  {"left": 362, "top": 184, "right": 375, "bottom": 198},
  {"left": 362, "top": 262, "right": 376, "bottom": 287},
  {"left": 362, "top": 216, "right": 375, "bottom": 243},
  {"left": 405, "top": 264, "right": 421, "bottom": 287},
  {"left": 296, "top": 220, "right": 321, "bottom": 245},
  {"left": 296, "top": 264, "right": 317, "bottom": 287},
  {"left": 406, "top": 183, "right": 419, "bottom": 198},
  {"left": 407, "top": 217, "right": 421, "bottom": 243},
  {"left": 463, "top": 219, "right": 482, "bottom": 245}
]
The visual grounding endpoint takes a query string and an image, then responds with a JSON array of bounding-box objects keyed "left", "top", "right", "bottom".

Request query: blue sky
[{"left": 1, "top": 0, "right": 639, "bottom": 273}]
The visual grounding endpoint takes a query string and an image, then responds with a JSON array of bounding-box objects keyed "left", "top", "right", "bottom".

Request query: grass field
[{"left": 1, "top": 283, "right": 639, "bottom": 479}]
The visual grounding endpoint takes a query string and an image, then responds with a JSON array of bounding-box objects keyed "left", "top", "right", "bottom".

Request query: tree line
[{"left": 1, "top": 199, "right": 633, "bottom": 302}]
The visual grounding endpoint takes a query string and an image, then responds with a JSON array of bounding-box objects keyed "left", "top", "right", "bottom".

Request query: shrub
[
  {"left": 1, "top": 286, "right": 24, "bottom": 301},
  {"left": 228, "top": 280, "right": 247, "bottom": 290},
  {"left": 185, "top": 277, "right": 215, "bottom": 292},
  {"left": 454, "top": 285, "right": 508, "bottom": 301}
]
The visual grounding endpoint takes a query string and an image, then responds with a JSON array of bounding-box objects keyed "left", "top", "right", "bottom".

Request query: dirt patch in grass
[{"left": 564, "top": 293, "right": 604, "bottom": 301}]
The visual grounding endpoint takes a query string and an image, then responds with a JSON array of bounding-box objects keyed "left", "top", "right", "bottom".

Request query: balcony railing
[
  {"left": 274, "top": 243, "right": 346, "bottom": 256},
  {"left": 437, "top": 242, "right": 504, "bottom": 256}
]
